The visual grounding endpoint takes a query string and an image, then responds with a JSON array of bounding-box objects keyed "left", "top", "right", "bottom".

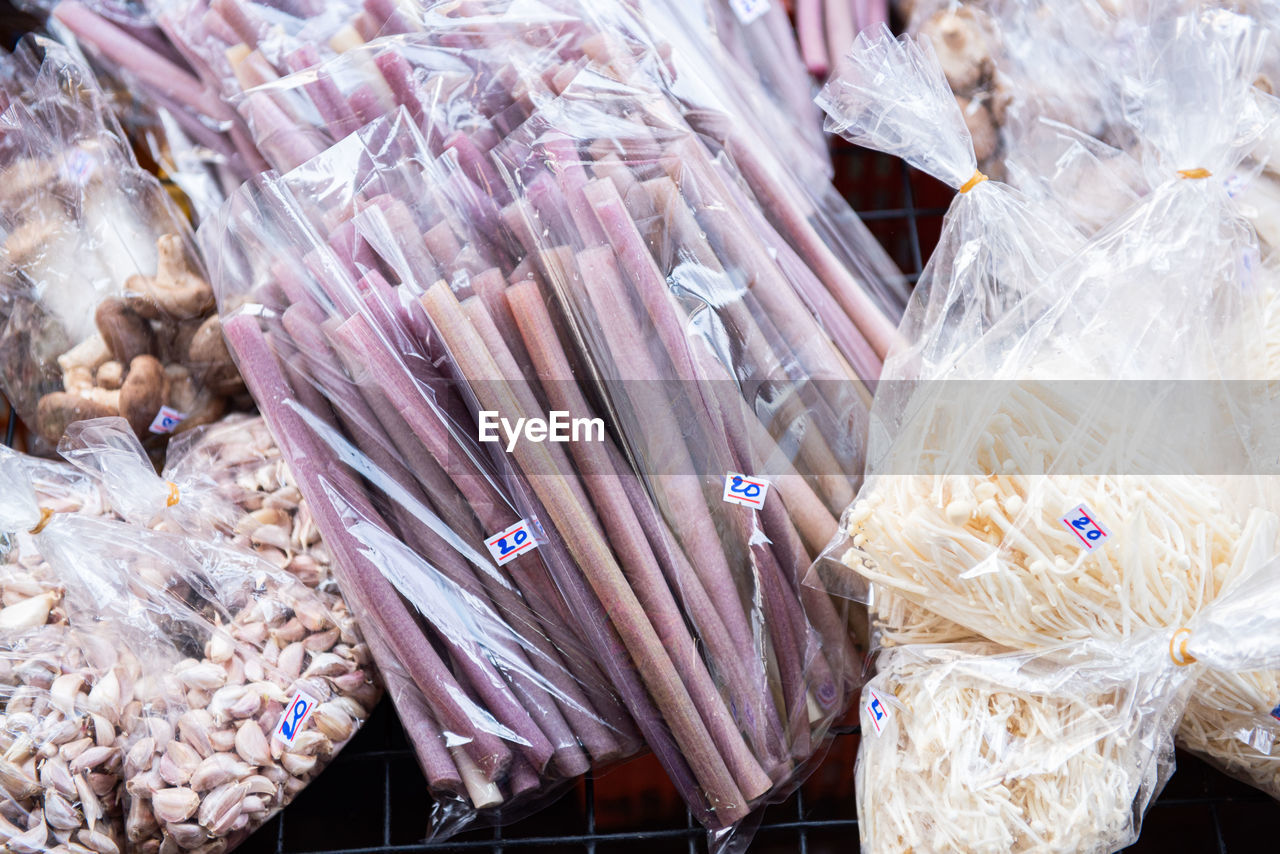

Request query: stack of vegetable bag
[
  {"left": 0, "top": 37, "right": 246, "bottom": 452},
  {"left": 813, "top": 17, "right": 1280, "bottom": 851},
  {"left": 53, "top": 0, "right": 910, "bottom": 367},
  {"left": 0, "top": 415, "right": 380, "bottom": 854},
  {"left": 158, "top": 0, "right": 903, "bottom": 843}
]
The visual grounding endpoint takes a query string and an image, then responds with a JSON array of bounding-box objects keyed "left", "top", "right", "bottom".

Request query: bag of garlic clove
[
  {"left": 39, "top": 515, "right": 375, "bottom": 853},
  {"left": 0, "top": 37, "right": 245, "bottom": 452},
  {"left": 0, "top": 621, "right": 141, "bottom": 854},
  {"left": 812, "top": 18, "right": 1280, "bottom": 651},
  {"left": 59, "top": 414, "right": 331, "bottom": 591},
  {"left": 0, "top": 453, "right": 131, "bottom": 854},
  {"left": 0, "top": 434, "right": 379, "bottom": 853}
]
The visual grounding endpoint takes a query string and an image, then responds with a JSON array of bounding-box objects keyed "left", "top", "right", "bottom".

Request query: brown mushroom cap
[
  {"left": 925, "top": 8, "right": 995, "bottom": 94},
  {"left": 188, "top": 315, "right": 244, "bottom": 397},
  {"left": 95, "top": 297, "right": 155, "bottom": 364},
  {"left": 36, "top": 392, "right": 118, "bottom": 446},
  {"left": 119, "top": 354, "right": 169, "bottom": 436}
]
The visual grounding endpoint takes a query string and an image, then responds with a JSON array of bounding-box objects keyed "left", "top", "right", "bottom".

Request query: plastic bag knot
[
  {"left": 959, "top": 170, "right": 989, "bottom": 193},
  {"left": 28, "top": 507, "right": 55, "bottom": 535},
  {"left": 1169, "top": 627, "right": 1197, "bottom": 665}
]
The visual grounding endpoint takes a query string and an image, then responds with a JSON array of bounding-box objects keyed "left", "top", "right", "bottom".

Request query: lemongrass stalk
[
  {"left": 506, "top": 278, "right": 777, "bottom": 797},
  {"left": 420, "top": 280, "right": 751, "bottom": 823},
  {"left": 222, "top": 313, "right": 514, "bottom": 780}
]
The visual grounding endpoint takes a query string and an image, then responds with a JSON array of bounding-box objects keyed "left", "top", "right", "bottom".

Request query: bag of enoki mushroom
[
  {"left": 0, "top": 448, "right": 379, "bottom": 854},
  {"left": 0, "top": 37, "right": 245, "bottom": 451},
  {"left": 856, "top": 639, "right": 1188, "bottom": 854},
  {"left": 811, "top": 18, "right": 1280, "bottom": 651},
  {"left": 855, "top": 524, "right": 1280, "bottom": 854}
]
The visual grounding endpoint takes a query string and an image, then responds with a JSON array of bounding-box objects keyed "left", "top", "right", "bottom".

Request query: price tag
[
  {"left": 729, "top": 0, "right": 770, "bottom": 25},
  {"left": 1060, "top": 503, "right": 1111, "bottom": 551},
  {"left": 723, "top": 472, "right": 770, "bottom": 508},
  {"left": 273, "top": 690, "right": 320, "bottom": 745},
  {"left": 486, "top": 519, "right": 538, "bottom": 566},
  {"left": 865, "top": 689, "right": 889, "bottom": 735},
  {"left": 148, "top": 405, "right": 188, "bottom": 435}
]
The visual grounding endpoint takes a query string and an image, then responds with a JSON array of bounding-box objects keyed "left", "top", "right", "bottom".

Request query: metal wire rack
[{"left": 219, "top": 147, "right": 1279, "bottom": 854}]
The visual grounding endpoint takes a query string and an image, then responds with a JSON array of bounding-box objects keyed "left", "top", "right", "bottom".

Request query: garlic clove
[
  {"left": 197, "top": 781, "right": 247, "bottom": 836},
  {"left": 189, "top": 753, "right": 252, "bottom": 792},
  {"left": 151, "top": 787, "right": 200, "bottom": 824},
  {"left": 234, "top": 721, "right": 271, "bottom": 767},
  {"left": 0, "top": 591, "right": 59, "bottom": 630}
]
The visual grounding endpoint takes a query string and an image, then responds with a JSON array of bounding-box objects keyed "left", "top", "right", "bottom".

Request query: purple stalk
[
  {"left": 419, "top": 280, "right": 751, "bottom": 823},
  {"left": 222, "top": 313, "right": 514, "bottom": 780},
  {"left": 54, "top": 1, "right": 232, "bottom": 120},
  {"left": 507, "top": 279, "right": 775, "bottom": 800},
  {"left": 796, "top": 0, "right": 830, "bottom": 76}
]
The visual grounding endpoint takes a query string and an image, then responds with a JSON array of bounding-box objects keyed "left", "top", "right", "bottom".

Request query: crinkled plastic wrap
[
  {"left": 854, "top": 516, "right": 1280, "bottom": 854},
  {"left": 0, "top": 454, "right": 127, "bottom": 854},
  {"left": 0, "top": 37, "right": 245, "bottom": 451},
  {"left": 0, "top": 443, "right": 378, "bottom": 854},
  {"left": 197, "top": 17, "right": 870, "bottom": 838},
  {"left": 812, "top": 23, "right": 1280, "bottom": 651},
  {"left": 61, "top": 0, "right": 908, "bottom": 357},
  {"left": 856, "top": 639, "right": 1188, "bottom": 854}
]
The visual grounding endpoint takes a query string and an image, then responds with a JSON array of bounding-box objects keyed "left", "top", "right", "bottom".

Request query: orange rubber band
[
  {"left": 1169, "top": 627, "right": 1197, "bottom": 666},
  {"left": 959, "top": 170, "right": 989, "bottom": 193},
  {"left": 166, "top": 481, "right": 181, "bottom": 507},
  {"left": 28, "top": 507, "right": 54, "bottom": 535},
  {"left": 1177, "top": 168, "right": 1212, "bottom": 180}
]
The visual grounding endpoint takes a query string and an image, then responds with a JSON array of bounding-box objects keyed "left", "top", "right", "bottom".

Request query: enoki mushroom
[
  {"left": 871, "top": 586, "right": 979, "bottom": 648},
  {"left": 1179, "top": 667, "right": 1280, "bottom": 798},
  {"left": 839, "top": 386, "right": 1268, "bottom": 647},
  {"left": 858, "top": 645, "right": 1175, "bottom": 854}
]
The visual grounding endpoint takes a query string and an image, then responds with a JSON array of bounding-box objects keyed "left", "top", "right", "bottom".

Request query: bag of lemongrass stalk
[{"left": 809, "top": 17, "right": 1280, "bottom": 651}]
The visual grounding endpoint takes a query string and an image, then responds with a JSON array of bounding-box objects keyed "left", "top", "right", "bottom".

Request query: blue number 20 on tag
[
  {"left": 274, "top": 691, "right": 320, "bottom": 745},
  {"left": 723, "top": 472, "right": 770, "bottom": 508},
  {"left": 497, "top": 528, "right": 528, "bottom": 556},
  {"left": 486, "top": 519, "right": 539, "bottom": 566},
  {"left": 1060, "top": 503, "right": 1111, "bottom": 551}
]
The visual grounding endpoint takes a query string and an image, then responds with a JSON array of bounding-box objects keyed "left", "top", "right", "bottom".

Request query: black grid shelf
[{"left": 226, "top": 148, "right": 1280, "bottom": 854}]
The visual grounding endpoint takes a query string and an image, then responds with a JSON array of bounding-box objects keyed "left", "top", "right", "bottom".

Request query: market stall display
[{"left": 0, "top": 37, "right": 245, "bottom": 451}]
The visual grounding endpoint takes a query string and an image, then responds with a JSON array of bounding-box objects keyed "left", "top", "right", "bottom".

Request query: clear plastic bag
[
  {"left": 197, "top": 19, "right": 870, "bottom": 838},
  {"left": 0, "top": 443, "right": 378, "bottom": 854},
  {"left": 0, "top": 36, "right": 245, "bottom": 451},
  {"left": 813, "top": 21, "right": 1280, "bottom": 650},
  {"left": 856, "top": 638, "right": 1188, "bottom": 854},
  {"left": 855, "top": 520, "right": 1280, "bottom": 853},
  {"left": 64, "top": 0, "right": 908, "bottom": 362}
]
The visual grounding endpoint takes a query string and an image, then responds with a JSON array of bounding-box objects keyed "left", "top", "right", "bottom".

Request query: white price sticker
[
  {"left": 865, "top": 689, "right": 889, "bottom": 735},
  {"left": 729, "top": 0, "right": 770, "bottom": 25},
  {"left": 486, "top": 519, "right": 538, "bottom": 566},
  {"left": 148, "top": 406, "right": 188, "bottom": 435},
  {"left": 273, "top": 691, "right": 320, "bottom": 745},
  {"left": 1060, "top": 503, "right": 1111, "bottom": 551},
  {"left": 723, "top": 472, "right": 769, "bottom": 509}
]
